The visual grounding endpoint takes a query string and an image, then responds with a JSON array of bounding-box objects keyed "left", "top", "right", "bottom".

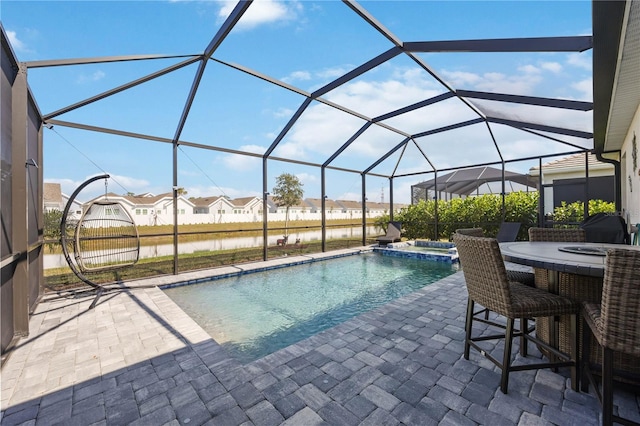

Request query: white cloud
[
  {"left": 442, "top": 71, "right": 481, "bottom": 87},
  {"left": 273, "top": 107, "right": 294, "bottom": 118},
  {"left": 540, "top": 62, "right": 563, "bottom": 73},
  {"left": 295, "top": 172, "right": 316, "bottom": 184},
  {"left": 317, "top": 67, "right": 350, "bottom": 80},
  {"left": 281, "top": 66, "right": 350, "bottom": 88},
  {"left": 76, "top": 70, "right": 106, "bottom": 85},
  {"left": 566, "top": 52, "right": 592, "bottom": 70},
  {"left": 102, "top": 174, "right": 151, "bottom": 196},
  {"left": 6, "top": 30, "right": 26, "bottom": 52},
  {"left": 572, "top": 77, "right": 592, "bottom": 101},
  {"left": 282, "top": 71, "right": 311, "bottom": 83},
  {"left": 482, "top": 72, "right": 540, "bottom": 95},
  {"left": 518, "top": 64, "right": 540, "bottom": 74},
  {"left": 218, "top": 0, "right": 301, "bottom": 30},
  {"left": 220, "top": 144, "right": 265, "bottom": 171}
]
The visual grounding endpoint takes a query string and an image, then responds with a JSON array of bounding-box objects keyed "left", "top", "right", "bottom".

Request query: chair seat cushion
[
  {"left": 507, "top": 282, "right": 580, "bottom": 318},
  {"left": 506, "top": 270, "right": 535, "bottom": 287}
]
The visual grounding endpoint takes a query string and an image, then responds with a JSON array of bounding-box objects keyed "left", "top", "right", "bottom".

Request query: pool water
[{"left": 163, "top": 252, "right": 456, "bottom": 363}]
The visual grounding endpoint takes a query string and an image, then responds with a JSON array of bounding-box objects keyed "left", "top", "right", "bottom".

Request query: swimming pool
[{"left": 163, "top": 252, "right": 457, "bottom": 363}]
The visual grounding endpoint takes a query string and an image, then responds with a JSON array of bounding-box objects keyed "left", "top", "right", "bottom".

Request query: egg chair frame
[{"left": 60, "top": 174, "right": 140, "bottom": 308}]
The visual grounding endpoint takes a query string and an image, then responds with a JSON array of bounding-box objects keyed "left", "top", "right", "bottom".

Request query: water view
[{"left": 44, "top": 226, "right": 378, "bottom": 269}]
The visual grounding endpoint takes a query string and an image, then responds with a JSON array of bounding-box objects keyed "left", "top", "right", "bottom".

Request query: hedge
[{"left": 374, "top": 192, "right": 615, "bottom": 241}]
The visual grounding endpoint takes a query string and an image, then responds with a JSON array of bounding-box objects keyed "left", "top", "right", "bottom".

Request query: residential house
[
  {"left": 594, "top": 0, "right": 640, "bottom": 228},
  {"left": 87, "top": 192, "right": 197, "bottom": 226},
  {"left": 529, "top": 153, "right": 615, "bottom": 214},
  {"left": 44, "top": 182, "right": 82, "bottom": 219},
  {"left": 190, "top": 196, "right": 237, "bottom": 223},
  {"left": 305, "top": 198, "right": 344, "bottom": 219},
  {"left": 229, "top": 196, "right": 263, "bottom": 223},
  {"left": 266, "top": 196, "right": 310, "bottom": 221}
]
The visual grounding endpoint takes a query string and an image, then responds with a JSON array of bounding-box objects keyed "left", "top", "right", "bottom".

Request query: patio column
[
  {"left": 262, "top": 158, "right": 268, "bottom": 261},
  {"left": 584, "top": 152, "right": 589, "bottom": 220},
  {"left": 11, "top": 62, "right": 29, "bottom": 336},
  {"left": 434, "top": 171, "right": 439, "bottom": 240},
  {"left": 361, "top": 174, "right": 366, "bottom": 246},
  {"left": 172, "top": 142, "right": 178, "bottom": 274},
  {"left": 389, "top": 177, "right": 394, "bottom": 221},
  {"left": 321, "top": 167, "right": 326, "bottom": 252}
]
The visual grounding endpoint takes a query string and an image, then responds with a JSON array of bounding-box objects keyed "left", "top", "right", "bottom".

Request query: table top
[{"left": 499, "top": 241, "right": 640, "bottom": 277}]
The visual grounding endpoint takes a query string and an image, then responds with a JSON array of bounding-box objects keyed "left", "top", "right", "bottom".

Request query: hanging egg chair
[
  {"left": 60, "top": 174, "right": 140, "bottom": 308},
  {"left": 74, "top": 199, "right": 139, "bottom": 272}
]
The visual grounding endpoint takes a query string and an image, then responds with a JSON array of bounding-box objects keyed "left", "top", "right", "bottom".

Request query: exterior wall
[{"left": 621, "top": 104, "right": 640, "bottom": 226}]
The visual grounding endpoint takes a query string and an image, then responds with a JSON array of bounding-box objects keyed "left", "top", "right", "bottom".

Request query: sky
[{"left": 2, "top": 0, "right": 593, "bottom": 204}]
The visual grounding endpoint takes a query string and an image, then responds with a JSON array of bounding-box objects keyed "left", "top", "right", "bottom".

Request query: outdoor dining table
[{"left": 500, "top": 241, "right": 640, "bottom": 379}]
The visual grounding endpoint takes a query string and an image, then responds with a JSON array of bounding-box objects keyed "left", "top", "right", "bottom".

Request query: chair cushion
[{"left": 507, "top": 282, "right": 580, "bottom": 318}]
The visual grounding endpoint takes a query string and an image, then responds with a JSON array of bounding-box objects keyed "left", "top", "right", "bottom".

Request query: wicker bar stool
[
  {"left": 456, "top": 228, "right": 535, "bottom": 286},
  {"left": 453, "top": 233, "right": 580, "bottom": 393},
  {"left": 581, "top": 249, "right": 640, "bottom": 426}
]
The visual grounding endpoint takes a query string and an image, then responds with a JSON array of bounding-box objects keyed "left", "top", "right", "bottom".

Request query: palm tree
[{"left": 272, "top": 173, "right": 304, "bottom": 239}]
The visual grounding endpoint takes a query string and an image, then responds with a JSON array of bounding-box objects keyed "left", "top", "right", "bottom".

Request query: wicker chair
[
  {"left": 453, "top": 232, "right": 580, "bottom": 393},
  {"left": 581, "top": 249, "right": 640, "bottom": 426},
  {"left": 456, "top": 228, "right": 535, "bottom": 287}
]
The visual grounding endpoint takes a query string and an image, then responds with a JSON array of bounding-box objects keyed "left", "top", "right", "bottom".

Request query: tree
[
  {"left": 272, "top": 173, "right": 304, "bottom": 238},
  {"left": 44, "top": 209, "right": 63, "bottom": 252},
  {"left": 176, "top": 187, "right": 188, "bottom": 196}
]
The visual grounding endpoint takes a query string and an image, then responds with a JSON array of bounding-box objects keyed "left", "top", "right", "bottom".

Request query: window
[
  {"left": 180, "top": 209, "right": 185, "bottom": 214},
  {"left": 218, "top": 209, "right": 225, "bottom": 214},
  {"left": 142, "top": 209, "right": 148, "bottom": 215},
  {"left": 136, "top": 209, "right": 141, "bottom": 215}
]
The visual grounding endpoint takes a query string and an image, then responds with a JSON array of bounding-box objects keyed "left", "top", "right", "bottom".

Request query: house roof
[
  {"left": 529, "top": 153, "right": 614, "bottom": 175},
  {"left": 190, "top": 196, "right": 223, "bottom": 207},
  {"left": 122, "top": 193, "right": 173, "bottom": 205},
  {"left": 413, "top": 166, "right": 537, "bottom": 196},
  {"left": 44, "top": 182, "right": 62, "bottom": 204},
  {"left": 230, "top": 196, "right": 260, "bottom": 207},
  {"left": 305, "top": 198, "right": 342, "bottom": 209},
  {"left": 593, "top": 0, "right": 640, "bottom": 152},
  {"left": 336, "top": 200, "right": 362, "bottom": 210}
]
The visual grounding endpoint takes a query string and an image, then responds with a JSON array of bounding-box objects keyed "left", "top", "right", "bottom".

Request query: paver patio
[{"left": 1, "top": 249, "right": 638, "bottom": 425}]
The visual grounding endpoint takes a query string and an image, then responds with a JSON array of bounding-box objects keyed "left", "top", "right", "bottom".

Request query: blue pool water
[{"left": 163, "top": 252, "right": 457, "bottom": 363}]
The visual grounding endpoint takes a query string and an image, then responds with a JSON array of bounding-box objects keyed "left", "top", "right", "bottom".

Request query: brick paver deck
[{"left": 2, "top": 250, "right": 639, "bottom": 425}]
